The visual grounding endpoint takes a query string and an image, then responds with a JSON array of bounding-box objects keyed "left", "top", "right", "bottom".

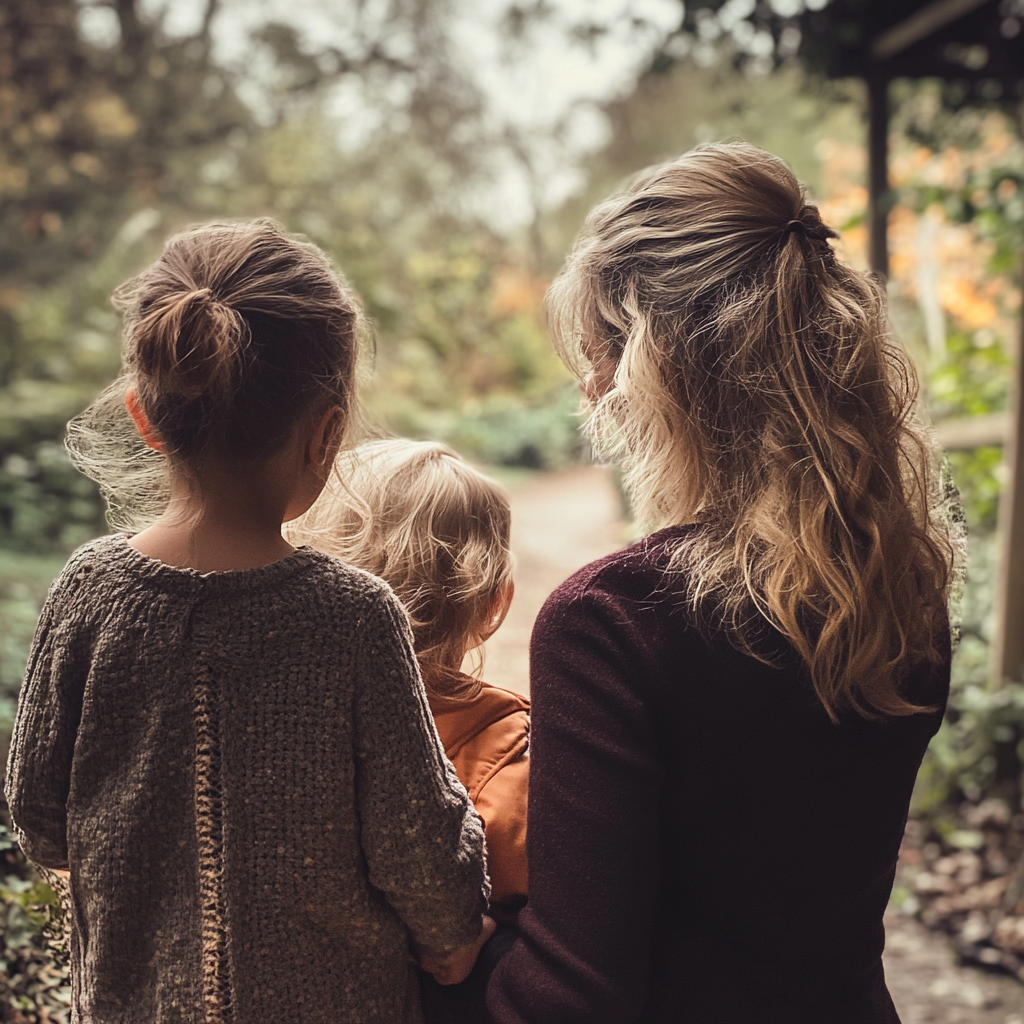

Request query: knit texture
[{"left": 5, "top": 534, "right": 488, "bottom": 1024}]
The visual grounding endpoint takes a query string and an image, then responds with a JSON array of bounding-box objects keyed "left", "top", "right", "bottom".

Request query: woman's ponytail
[{"left": 547, "top": 142, "right": 959, "bottom": 721}]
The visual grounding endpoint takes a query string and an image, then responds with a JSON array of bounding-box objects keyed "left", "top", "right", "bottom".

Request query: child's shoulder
[
  {"left": 47, "top": 536, "right": 402, "bottom": 622},
  {"left": 295, "top": 548, "right": 405, "bottom": 611},
  {"left": 432, "top": 682, "right": 530, "bottom": 802},
  {"left": 474, "top": 681, "right": 530, "bottom": 717},
  {"left": 45, "top": 533, "right": 137, "bottom": 601},
  {"left": 431, "top": 681, "right": 530, "bottom": 749}
]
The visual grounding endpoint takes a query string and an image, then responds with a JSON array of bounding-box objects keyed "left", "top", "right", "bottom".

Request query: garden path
[
  {"left": 482, "top": 464, "right": 1024, "bottom": 1023},
  {"left": 482, "top": 464, "right": 628, "bottom": 697}
]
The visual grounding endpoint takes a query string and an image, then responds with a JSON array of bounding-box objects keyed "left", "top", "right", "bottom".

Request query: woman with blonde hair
[{"left": 486, "top": 143, "right": 957, "bottom": 1023}]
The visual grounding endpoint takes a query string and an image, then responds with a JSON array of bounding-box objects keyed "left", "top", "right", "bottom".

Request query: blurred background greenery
[
  {"left": 1, "top": 0, "right": 1022, "bottom": 794},
  {"left": 0, "top": 4, "right": 1023, "bottom": 1004}
]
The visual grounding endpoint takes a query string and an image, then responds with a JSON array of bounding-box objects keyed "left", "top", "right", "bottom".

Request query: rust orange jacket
[{"left": 429, "top": 680, "right": 530, "bottom": 910}]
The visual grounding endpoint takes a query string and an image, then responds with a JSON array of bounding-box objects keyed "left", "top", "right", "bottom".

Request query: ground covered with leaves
[
  {"left": 896, "top": 801, "right": 1024, "bottom": 981},
  {"left": 0, "top": 826, "right": 69, "bottom": 1024}
]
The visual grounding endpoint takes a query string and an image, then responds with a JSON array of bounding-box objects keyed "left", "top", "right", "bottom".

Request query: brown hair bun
[
  {"left": 67, "top": 220, "right": 365, "bottom": 530},
  {"left": 134, "top": 287, "right": 246, "bottom": 399},
  {"left": 114, "top": 219, "right": 362, "bottom": 464}
]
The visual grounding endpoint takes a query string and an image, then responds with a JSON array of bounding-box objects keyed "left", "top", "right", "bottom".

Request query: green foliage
[
  {"left": 0, "top": 551, "right": 68, "bottom": 756},
  {"left": 929, "top": 330, "right": 1012, "bottom": 530},
  {"left": 914, "top": 678, "right": 1024, "bottom": 817},
  {"left": 0, "top": 825, "right": 70, "bottom": 1023},
  {"left": 894, "top": 89, "right": 1024, "bottom": 271},
  {"left": 930, "top": 330, "right": 1013, "bottom": 422},
  {"left": 912, "top": 531, "right": 1024, "bottom": 821},
  {"left": 387, "top": 388, "right": 584, "bottom": 471}
]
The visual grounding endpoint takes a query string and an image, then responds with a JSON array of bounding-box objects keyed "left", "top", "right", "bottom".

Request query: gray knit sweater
[{"left": 4, "top": 534, "right": 488, "bottom": 1024}]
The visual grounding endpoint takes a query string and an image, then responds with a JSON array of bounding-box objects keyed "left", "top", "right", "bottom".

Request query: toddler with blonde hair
[{"left": 289, "top": 439, "right": 529, "bottom": 917}]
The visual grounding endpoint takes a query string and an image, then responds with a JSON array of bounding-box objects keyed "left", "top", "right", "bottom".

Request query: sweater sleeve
[
  {"left": 352, "top": 587, "right": 489, "bottom": 955},
  {"left": 4, "top": 583, "right": 87, "bottom": 870},
  {"left": 487, "top": 578, "right": 664, "bottom": 1024}
]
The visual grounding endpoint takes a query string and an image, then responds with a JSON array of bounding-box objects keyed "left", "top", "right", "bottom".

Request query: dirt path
[
  {"left": 885, "top": 911, "right": 1024, "bottom": 1023},
  {"left": 481, "top": 465, "right": 1024, "bottom": 1023},
  {"left": 482, "top": 464, "right": 628, "bottom": 696}
]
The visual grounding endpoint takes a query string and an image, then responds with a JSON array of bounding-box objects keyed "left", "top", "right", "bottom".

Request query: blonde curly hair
[
  {"left": 548, "top": 142, "right": 957, "bottom": 721},
  {"left": 287, "top": 439, "right": 513, "bottom": 699}
]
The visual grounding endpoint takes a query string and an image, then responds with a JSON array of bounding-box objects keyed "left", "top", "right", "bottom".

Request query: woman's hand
[{"left": 419, "top": 915, "right": 497, "bottom": 985}]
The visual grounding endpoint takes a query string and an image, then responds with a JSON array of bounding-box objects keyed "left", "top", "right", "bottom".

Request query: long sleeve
[
  {"left": 352, "top": 588, "right": 489, "bottom": 955},
  {"left": 487, "top": 582, "right": 664, "bottom": 1024},
  {"left": 5, "top": 590, "right": 87, "bottom": 869}
]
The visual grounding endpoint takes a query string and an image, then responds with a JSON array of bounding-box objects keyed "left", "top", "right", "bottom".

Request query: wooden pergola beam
[
  {"left": 867, "top": 73, "right": 890, "bottom": 279},
  {"left": 934, "top": 412, "right": 1009, "bottom": 449},
  {"left": 870, "top": 0, "right": 992, "bottom": 60},
  {"left": 993, "top": 268, "right": 1024, "bottom": 683}
]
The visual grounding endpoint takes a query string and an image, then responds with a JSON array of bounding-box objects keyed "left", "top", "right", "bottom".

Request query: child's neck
[{"left": 129, "top": 458, "right": 296, "bottom": 574}]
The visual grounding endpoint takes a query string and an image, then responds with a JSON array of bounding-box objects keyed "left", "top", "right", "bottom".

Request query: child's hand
[{"left": 419, "top": 915, "right": 497, "bottom": 986}]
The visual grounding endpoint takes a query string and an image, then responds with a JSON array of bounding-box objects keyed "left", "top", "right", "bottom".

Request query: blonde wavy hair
[
  {"left": 549, "top": 142, "right": 957, "bottom": 721},
  {"left": 287, "top": 439, "right": 513, "bottom": 699}
]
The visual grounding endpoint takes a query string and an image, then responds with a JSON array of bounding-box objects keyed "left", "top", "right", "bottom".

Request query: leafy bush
[
  {"left": 0, "top": 552, "right": 67, "bottom": 760},
  {"left": 0, "top": 825, "right": 70, "bottom": 1023},
  {"left": 381, "top": 387, "right": 584, "bottom": 471},
  {"left": 913, "top": 531, "right": 1024, "bottom": 818}
]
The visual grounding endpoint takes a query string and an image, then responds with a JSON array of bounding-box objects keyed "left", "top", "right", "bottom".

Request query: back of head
[
  {"left": 68, "top": 220, "right": 362, "bottom": 525},
  {"left": 288, "top": 439, "right": 513, "bottom": 698},
  {"left": 548, "top": 141, "right": 956, "bottom": 720}
]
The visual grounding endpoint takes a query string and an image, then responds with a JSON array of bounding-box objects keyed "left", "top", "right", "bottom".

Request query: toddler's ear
[
  {"left": 479, "top": 578, "right": 515, "bottom": 643},
  {"left": 125, "top": 388, "right": 165, "bottom": 453}
]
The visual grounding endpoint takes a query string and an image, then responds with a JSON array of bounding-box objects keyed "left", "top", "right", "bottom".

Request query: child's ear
[
  {"left": 307, "top": 406, "right": 345, "bottom": 469},
  {"left": 479, "top": 578, "right": 515, "bottom": 643},
  {"left": 125, "top": 388, "right": 165, "bottom": 453}
]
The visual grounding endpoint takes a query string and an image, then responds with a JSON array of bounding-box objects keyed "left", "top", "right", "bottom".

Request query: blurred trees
[
  {"left": 0, "top": 0, "right": 573, "bottom": 558},
  {"left": 0, "top": 0, "right": 577, "bottom": 757}
]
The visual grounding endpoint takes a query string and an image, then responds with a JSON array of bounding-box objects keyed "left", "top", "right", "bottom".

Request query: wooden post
[
  {"left": 992, "top": 257, "right": 1024, "bottom": 685},
  {"left": 867, "top": 73, "right": 890, "bottom": 279}
]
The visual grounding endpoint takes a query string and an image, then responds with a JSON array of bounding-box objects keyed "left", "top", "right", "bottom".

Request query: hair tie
[{"left": 784, "top": 214, "right": 839, "bottom": 243}]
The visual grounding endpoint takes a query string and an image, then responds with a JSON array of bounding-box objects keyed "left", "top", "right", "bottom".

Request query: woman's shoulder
[{"left": 543, "top": 525, "right": 693, "bottom": 614}]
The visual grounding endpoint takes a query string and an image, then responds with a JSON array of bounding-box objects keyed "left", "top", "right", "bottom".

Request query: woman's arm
[
  {"left": 352, "top": 588, "right": 490, "bottom": 956},
  {"left": 487, "top": 579, "right": 664, "bottom": 1024},
  {"left": 5, "top": 593, "right": 85, "bottom": 870}
]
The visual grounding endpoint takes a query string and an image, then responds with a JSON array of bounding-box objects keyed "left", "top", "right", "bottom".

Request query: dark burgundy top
[{"left": 487, "top": 526, "right": 949, "bottom": 1024}]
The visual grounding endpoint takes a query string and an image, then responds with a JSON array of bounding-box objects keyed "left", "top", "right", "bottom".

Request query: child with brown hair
[
  {"left": 5, "top": 221, "right": 490, "bottom": 1024},
  {"left": 288, "top": 439, "right": 529, "bottom": 920}
]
